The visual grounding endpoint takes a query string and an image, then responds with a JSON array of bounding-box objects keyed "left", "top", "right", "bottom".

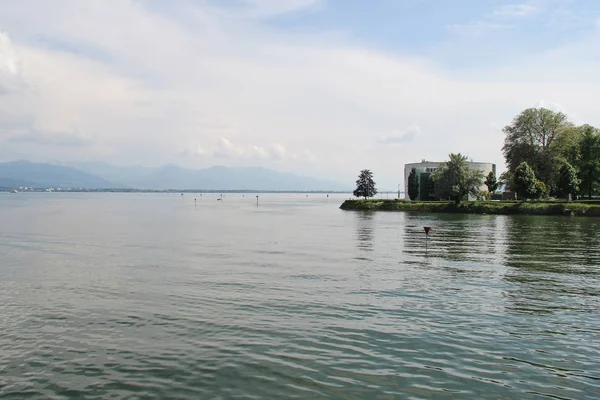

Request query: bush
[
  {"left": 535, "top": 180, "right": 549, "bottom": 199},
  {"left": 476, "top": 190, "right": 491, "bottom": 201}
]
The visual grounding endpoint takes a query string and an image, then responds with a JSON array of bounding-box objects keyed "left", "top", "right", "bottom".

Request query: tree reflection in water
[
  {"left": 354, "top": 212, "right": 375, "bottom": 257},
  {"left": 502, "top": 216, "right": 600, "bottom": 314}
]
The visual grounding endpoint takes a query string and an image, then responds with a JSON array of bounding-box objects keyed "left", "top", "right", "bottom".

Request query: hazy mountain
[
  {"left": 0, "top": 161, "right": 125, "bottom": 189},
  {"left": 66, "top": 162, "right": 349, "bottom": 191},
  {"left": 0, "top": 177, "right": 39, "bottom": 188}
]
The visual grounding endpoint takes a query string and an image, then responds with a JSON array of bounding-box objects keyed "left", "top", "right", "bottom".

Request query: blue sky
[{"left": 0, "top": 0, "right": 599, "bottom": 189}]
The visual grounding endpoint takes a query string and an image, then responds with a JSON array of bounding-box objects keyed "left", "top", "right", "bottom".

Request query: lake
[{"left": 1, "top": 193, "right": 599, "bottom": 399}]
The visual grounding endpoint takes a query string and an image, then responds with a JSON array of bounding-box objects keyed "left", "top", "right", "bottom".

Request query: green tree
[
  {"left": 575, "top": 125, "right": 600, "bottom": 198},
  {"left": 498, "top": 170, "right": 511, "bottom": 188},
  {"left": 484, "top": 171, "right": 498, "bottom": 193},
  {"left": 407, "top": 168, "right": 419, "bottom": 200},
  {"left": 552, "top": 125, "right": 581, "bottom": 167},
  {"left": 557, "top": 163, "right": 580, "bottom": 198},
  {"left": 535, "top": 180, "right": 548, "bottom": 199},
  {"left": 502, "top": 108, "right": 571, "bottom": 192},
  {"left": 476, "top": 190, "right": 491, "bottom": 201},
  {"left": 512, "top": 162, "right": 537, "bottom": 200},
  {"left": 353, "top": 169, "right": 377, "bottom": 199},
  {"left": 430, "top": 153, "right": 485, "bottom": 203}
]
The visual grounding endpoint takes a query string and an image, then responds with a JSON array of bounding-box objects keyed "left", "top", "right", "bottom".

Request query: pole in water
[{"left": 423, "top": 226, "right": 431, "bottom": 253}]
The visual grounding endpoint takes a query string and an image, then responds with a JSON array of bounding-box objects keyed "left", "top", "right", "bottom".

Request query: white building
[{"left": 404, "top": 160, "right": 496, "bottom": 201}]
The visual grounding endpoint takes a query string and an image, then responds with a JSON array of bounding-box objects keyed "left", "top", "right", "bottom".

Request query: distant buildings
[{"left": 404, "top": 160, "right": 496, "bottom": 201}]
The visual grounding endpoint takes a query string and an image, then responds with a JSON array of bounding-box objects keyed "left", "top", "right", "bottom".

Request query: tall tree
[
  {"left": 484, "top": 171, "right": 498, "bottom": 193},
  {"left": 552, "top": 125, "right": 581, "bottom": 167},
  {"left": 353, "top": 169, "right": 377, "bottom": 199},
  {"left": 502, "top": 108, "right": 571, "bottom": 192},
  {"left": 512, "top": 162, "right": 537, "bottom": 200},
  {"left": 557, "top": 163, "right": 580, "bottom": 199},
  {"left": 576, "top": 125, "right": 600, "bottom": 198},
  {"left": 407, "top": 168, "right": 419, "bottom": 200},
  {"left": 430, "top": 153, "right": 485, "bottom": 203}
]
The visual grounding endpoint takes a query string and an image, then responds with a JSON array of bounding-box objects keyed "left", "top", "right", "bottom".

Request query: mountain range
[{"left": 0, "top": 161, "right": 349, "bottom": 191}]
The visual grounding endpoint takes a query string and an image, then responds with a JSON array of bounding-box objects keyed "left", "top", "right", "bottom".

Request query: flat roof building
[{"left": 404, "top": 160, "right": 495, "bottom": 201}]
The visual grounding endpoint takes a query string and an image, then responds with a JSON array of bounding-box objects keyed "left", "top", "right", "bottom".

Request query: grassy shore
[{"left": 339, "top": 199, "right": 600, "bottom": 217}]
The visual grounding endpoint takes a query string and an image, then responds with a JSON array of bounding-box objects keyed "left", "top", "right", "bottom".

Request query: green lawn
[{"left": 339, "top": 199, "right": 600, "bottom": 217}]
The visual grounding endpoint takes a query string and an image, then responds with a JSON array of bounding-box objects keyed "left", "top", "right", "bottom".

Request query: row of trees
[
  {"left": 502, "top": 108, "right": 600, "bottom": 199},
  {"left": 353, "top": 107, "right": 599, "bottom": 202}
]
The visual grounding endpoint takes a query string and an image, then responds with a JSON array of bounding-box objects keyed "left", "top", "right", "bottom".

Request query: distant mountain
[
  {"left": 0, "top": 161, "right": 125, "bottom": 189},
  {"left": 66, "top": 162, "right": 349, "bottom": 191},
  {"left": 0, "top": 177, "right": 39, "bottom": 188}
]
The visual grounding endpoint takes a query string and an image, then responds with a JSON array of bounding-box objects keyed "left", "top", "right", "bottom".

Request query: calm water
[{"left": 1, "top": 193, "right": 599, "bottom": 399}]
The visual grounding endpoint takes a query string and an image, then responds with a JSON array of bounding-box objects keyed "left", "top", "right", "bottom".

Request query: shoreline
[{"left": 340, "top": 199, "right": 600, "bottom": 217}]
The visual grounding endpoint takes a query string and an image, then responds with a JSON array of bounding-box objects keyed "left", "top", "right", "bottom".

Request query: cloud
[
  {"left": 270, "top": 143, "right": 286, "bottom": 160},
  {"left": 0, "top": 31, "right": 26, "bottom": 94},
  {"left": 5, "top": 129, "right": 92, "bottom": 147},
  {"left": 379, "top": 125, "right": 421, "bottom": 145},
  {"left": 212, "top": 0, "right": 322, "bottom": 18},
  {"left": 533, "top": 99, "right": 565, "bottom": 112},
  {"left": 494, "top": 2, "right": 540, "bottom": 17},
  {"left": 249, "top": 145, "right": 268, "bottom": 159},
  {"left": 213, "top": 137, "right": 245, "bottom": 158},
  {"left": 293, "top": 150, "right": 317, "bottom": 163},
  {"left": 207, "top": 137, "right": 312, "bottom": 164},
  {"left": 448, "top": 20, "right": 510, "bottom": 36},
  {"left": 450, "top": 1, "right": 541, "bottom": 37},
  {"left": 0, "top": 31, "right": 19, "bottom": 75},
  {"left": 211, "top": 138, "right": 291, "bottom": 161},
  {"left": 534, "top": 100, "right": 586, "bottom": 124},
  {"left": 0, "top": 1, "right": 598, "bottom": 188}
]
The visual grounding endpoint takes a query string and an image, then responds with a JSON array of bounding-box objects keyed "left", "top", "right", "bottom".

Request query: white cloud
[
  {"left": 534, "top": 100, "right": 586, "bottom": 124},
  {"left": 270, "top": 143, "right": 286, "bottom": 160},
  {"left": 6, "top": 129, "right": 91, "bottom": 147},
  {"left": 534, "top": 99, "right": 565, "bottom": 112},
  {"left": 494, "top": 2, "right": 539, "bottom": 17},
  {"left": 0, "top": 31, "right": 26, "bottom": 95},
  {"left": 0, "top": 31, "right": 20, "bottom": 75},
  {"left": 379, "top": 125, "right": 421, "bottom": 145},
  {"left": 213, "top": 137, "right": 245, "bottom": 158},
  {"left": 451, "top": 1, "right": 540, "bottom": 38},
  {"left": 211, "top": 138, "right": 293, "bottom": 162},
  {"left": 250, "top": 145, "right": 268, "bottom": 159},
  {"left": 221, "top": 0, "right": 322, "bottom": 18},
  {"left": 0, "top": 1, "right": 598, "bottom": 188},
  {"left": 448, "top": 20, "right": 510, "bottom": 36},
  {"left": 293, "top": 151, "right": 317, "bottom": 163}
]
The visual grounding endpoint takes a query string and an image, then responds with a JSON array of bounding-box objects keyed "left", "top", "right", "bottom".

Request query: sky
[{"left": 0, "top": 0, "right": 599, "bottom": 190}]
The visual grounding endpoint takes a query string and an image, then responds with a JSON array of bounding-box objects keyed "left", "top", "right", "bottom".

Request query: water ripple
[{"left": 0, "top": 195, "right": 599, "bottom": 399}]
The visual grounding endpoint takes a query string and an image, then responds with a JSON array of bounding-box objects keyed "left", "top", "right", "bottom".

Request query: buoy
[{"left": 424, "top": 226, "right": 431, "bottom": 253}]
